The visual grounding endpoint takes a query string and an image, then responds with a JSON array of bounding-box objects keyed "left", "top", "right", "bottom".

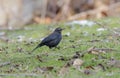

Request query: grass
[{"left": 0, "top": 17, "right": 120, "bottom": 78}]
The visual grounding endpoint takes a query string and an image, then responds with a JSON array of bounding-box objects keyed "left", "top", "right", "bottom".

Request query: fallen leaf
[
  {"left": 84, "top": 69, "right": 91, "bottom": 75},
  {"left": 73, "top": 59, "right": 84, "bottom": 70},
  {"left": 85, "top": 66, "right": 94, "bottom": 70}
]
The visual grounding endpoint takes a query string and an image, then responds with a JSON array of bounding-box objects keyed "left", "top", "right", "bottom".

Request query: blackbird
[{"left": 31, "top": 27, "right": 63, "bottom": 52}]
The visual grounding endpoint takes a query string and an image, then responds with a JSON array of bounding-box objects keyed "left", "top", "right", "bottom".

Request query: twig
[
  {"left": 92, "top": 48, "right": 116, "bottom": 52},
  {"left": 87, "top": 46, "right": 117, "bottom": 52}
]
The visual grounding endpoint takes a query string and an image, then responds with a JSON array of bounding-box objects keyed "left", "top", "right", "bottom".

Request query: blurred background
[{"left": 0, "top": 0, "right": 120, "bottom": 30}]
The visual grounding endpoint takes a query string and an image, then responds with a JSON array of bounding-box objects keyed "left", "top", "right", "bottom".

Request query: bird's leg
[
  {"left": 49, "top": 46, "right": 52, "bottom": 49},
  {"left": 49, "top": 47, "right": 56, "bottom": 51}
]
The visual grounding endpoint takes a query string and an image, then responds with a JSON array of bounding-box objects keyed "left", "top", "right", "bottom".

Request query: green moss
[{"left": 0, "top": 17, "right": 120, "bottom": 78}]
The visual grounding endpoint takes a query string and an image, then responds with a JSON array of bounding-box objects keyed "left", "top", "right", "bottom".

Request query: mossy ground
[{"left": 0, "top": 17, "right": 120, "bottom": 78}]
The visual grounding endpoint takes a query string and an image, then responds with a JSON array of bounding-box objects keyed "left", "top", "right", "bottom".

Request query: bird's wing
[
  {"left": 41, "top": 33, "right": 58, "bottom": 44},
  {"left": 31, "top": 33, "right": 57, "bottom": 52}
]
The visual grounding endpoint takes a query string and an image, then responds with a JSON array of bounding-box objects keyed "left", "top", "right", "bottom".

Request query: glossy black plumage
[{"left": 31, "top": 27, "right": 63, "bottom": 52}]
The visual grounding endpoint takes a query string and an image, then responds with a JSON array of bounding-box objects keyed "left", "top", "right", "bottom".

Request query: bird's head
[{"left": 54, "top": 27, "right": 64, "bottom": 33}]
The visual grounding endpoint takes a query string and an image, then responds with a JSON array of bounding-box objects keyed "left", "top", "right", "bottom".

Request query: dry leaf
[
  {"left": 73, "top": 59, "right": 84, "bottom": 71},
  {"left": 84, "top": 69, "right": 91, "bottom": 75},
  {"left": 84, "top": 66, "right": 95, "bottom": 75},
  {"left": 83, "top": 68, "right": 95, "bottom": 75}
]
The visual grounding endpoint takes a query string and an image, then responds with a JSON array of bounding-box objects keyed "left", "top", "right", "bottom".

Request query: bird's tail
[{"left": 31, "top": 44, "right": 43, "bottom": 52}]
